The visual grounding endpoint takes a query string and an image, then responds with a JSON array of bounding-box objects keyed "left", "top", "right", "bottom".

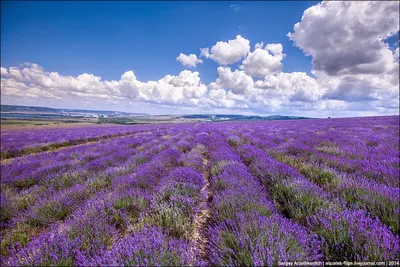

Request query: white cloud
[
  {"left": 288, "top": 1, "right": 399, "bottom": 75},
  {"left": 208, "top": 86, "right": 236, "bottom": 108},
  {"left": 200, "top": 35, "right": 250, "bottom": 65},
  {"left": 1, "top": 67, "right": 8, "bottom": 77},
  {"left": 314, "top": 99, "right": 349, "bottom": 112},
  {"left": 1, "top": 59, "right": 398, "bottom": 117},
  {"left": 215, "top": 66, "right": 254, "bottom": 94},
  {"left": 241, "top": 43, "right": 285, "bottom": 77},
  {"left": 176, "top": 53, "right": 203, "bottom": 68},
  {"left": 204, "top": 65, "right": 327, "bottom": 112},
  {"left": 1, "top": 63, "right": 208, "bottom": 109},
  {"left": 287, "top": 1, "right": 399, "bottom": 114},
  {"left": 318, "top": 70, "right": 399, "bottom": 103},
  {"left": 254, "top": 72, "right": 325, "bottom": 102},
  {"left": 117, "top": 69, "right": 208, "bottom": 104},
  {"left": 254, "top": 42, "right": 264, "bottom": 50}
]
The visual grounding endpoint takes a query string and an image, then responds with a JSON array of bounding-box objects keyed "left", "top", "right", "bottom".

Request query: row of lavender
[
  {"left": 205, "top": 129, "right": 323, "bottom": 265},
  {"left": 1, "top": 123, "right": 170, "bottom": 159},
  {"left": 1, "top": 116, "right": 399, "bottom": 265}
]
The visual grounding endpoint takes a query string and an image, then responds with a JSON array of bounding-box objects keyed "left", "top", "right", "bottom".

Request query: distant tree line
[{"left": 98, "top": 117, "right": 137, "bottom": 124}]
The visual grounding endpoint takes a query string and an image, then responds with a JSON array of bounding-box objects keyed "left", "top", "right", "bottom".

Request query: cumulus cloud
[
  {"left": 215, "top": 66, "right": 254, "bottom": 94},
  {"left": 318, "top": 70, "right": 399, "bottom": 103},
  {"left": 2, "top": 63, "right": 119, "bottom": 99},
  {"left": 288, "top": 1, "right": 399, "bottom": 76},
  {"left": 202, "top": 64, "right": 327, "bottom": 112},
  {"left": 254, "top": 72, "right": 325, "bottom": 102},
  {"left": 254, "top": 42, "right": 264, "bottom": 50},
  {"left": 0, "top": 63, "right": 208, "bottom": 109},
  {"left": 1, "top": 67, "right": 8, "bottom": 77},
  {"left": 287, "top": 1, "right": 399, "bottom": 114},
  {"left": 1, "top": 57, "right": 397, "bottom": 117},
  {"left": 324, "top": 77, "right": 380, "bottom": 102},
  {"left": 207, "top": 84, "right": 237, "bottom": 108},
  {"left": 241, "top": 43, "right": 285, "bottom": 77},
  {"left": 120, "top": 69, "right": 208, "bottom": 104},
  {"left": 176, "top": 53, "right": 203, "bottom": 67},
  {"left": 200, "top": 35, "right": 250, "bottom": 65}
]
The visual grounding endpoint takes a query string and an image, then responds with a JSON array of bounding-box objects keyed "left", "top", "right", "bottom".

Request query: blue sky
[
  {"left": 1, "top": 1, "right": 316, "bottom": 82},
  {"left": 1, "top": 1, "right": 399, "bottom": 117}
]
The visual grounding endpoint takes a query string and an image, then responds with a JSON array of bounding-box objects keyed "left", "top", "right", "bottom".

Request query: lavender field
[{"left": 0, "top": 116, "right": 399, "bottom": 266}]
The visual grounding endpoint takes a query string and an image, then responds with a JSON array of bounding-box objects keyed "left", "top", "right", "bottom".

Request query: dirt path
[{"left": 191, "top": 158, "right": 212, "bottom": 265}]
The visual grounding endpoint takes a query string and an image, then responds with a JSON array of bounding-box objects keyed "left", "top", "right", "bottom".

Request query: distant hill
[
  {"left": 1, "top": 105, "right": 313, "bottom": 122},
  {"left": 180, "top": 114, "right": 313, "bottom": 121},
  {"left": 1, "top": 105, "right": 147, "bottom": 117}
]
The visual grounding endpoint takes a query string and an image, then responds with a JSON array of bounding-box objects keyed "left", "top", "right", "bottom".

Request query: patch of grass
[
  {"left": 159, "top": 182, "right": 200, "bottom": 202},
  {"left": 0, "top": 223, "right": 34, "bottom": 257},
  {"left": 299, "top": 165, "right": 336, "bottom": 186},
  {"left": 146, "top": 181, "right": 199, "bottom": 239},
  {"left": 340, "top": 187, "right": 399, "bottom": 234},
  {"left": 286, "top": 145, "right": 313, "bottom": 157},
  {"left": 192, "top": 144, "right": 207, "bottom": 156},
  {"left": 212, "top": 178, "right": 229, "bottom": 193},
  {"left": 315, "top": 146, "right": 343, "bottom": 156},
  {"left": 214, "top": 194, "right": 273, "bottom": 223},
  {"left": 0, "top": 203, "right": 12, "bottom": 223},
  {"left": 271, "top": 182, "right": 331, "bottom": 223},
  {"left": 127, "top": 249, "right": 181, "bottom": 266},
  {"left": 137, "top": 180, "right": 150, "bottom": 190},
  {"left": 158, "top": 251, "right": 181, "bottom": 266},
  {"left": 311, "top": 155, "right": 361, "bottom": 174},
  {"left": 50, "top": 173, "right": 85, "bottom": 190},
  {"left": 219, "top": 231, "right": 251, "bottom": 265},
  {"left": 88, "top": 175, "right": 111, "bottom": 191},
  {"left": 347, "top": 154, "right": 365, "bottom": 160},
  {"left": 27, "top": 201, "right": 72, "bottom": 227},
  {"left": 68, "top": 220, "right": 114, "bottom": 252},
  {"left": 42, "top": 257, "right": 75, "bottom": 267},
  {"left": 249, "top": 162, "right": 288, "bottom": 189},
  {"left": 319, "top": 141, "right": 335, "bottom": 147},
  {"left": 366, "top": 141, "right": 378, "bottom": 147},
  {"left": 241, "top": 202, "right": 272, "bottom": 217},
  {"left": 13, "top": 186, "right": 46, "bottom": 212},
  {"left": 216, "top": 201, "right": 240, "bottom": 222},
  {"left": 145, "top": 203, "right": 194, "bottom": 240},
  {"left": 211, "top": 160, "right": 236, "bottom": 177},
  {"left": 13, "top": 178, "right": 36, "bottom": 190},
  {"left": 1, "top": 150, "right": 11, "bottom": 160},
  {"left": 135, "top": 155, "right": 149, "bottom": 165},
  {"left": 310, "top": 216, "right": 365, "bottom": 261},
  {"left": 227, "top": 137, "right": 242, "bottom": 148},
  {"left": 114, "top": 196, "right": 149, "bottom": 223}
]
